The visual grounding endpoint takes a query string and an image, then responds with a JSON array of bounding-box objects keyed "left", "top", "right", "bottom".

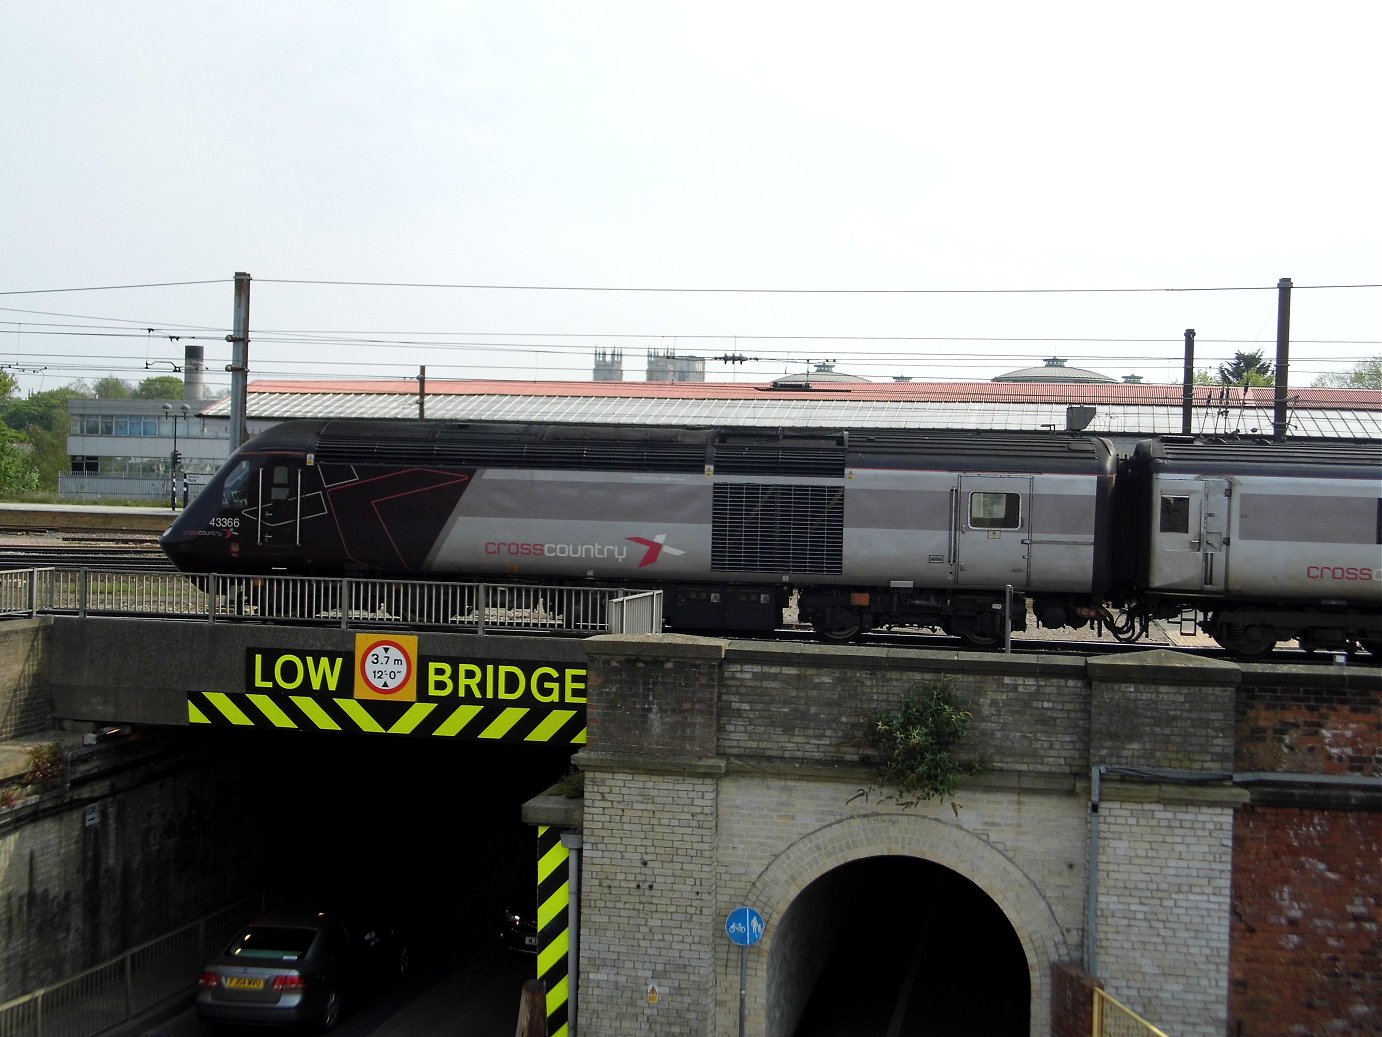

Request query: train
[{"left": 158, "top": 418, "right": 1382, "bottom": 658}]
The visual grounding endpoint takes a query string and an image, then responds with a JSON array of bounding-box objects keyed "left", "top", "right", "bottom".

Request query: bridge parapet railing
[
  {"left": 0, "top": 894, "right": 260, "bottom": 1037},
  {"left": 608, "top": 590, "right": 664, "bottom": 634},
  {"left": 0, "top": 568, "right": 637, "bottom": 636}
]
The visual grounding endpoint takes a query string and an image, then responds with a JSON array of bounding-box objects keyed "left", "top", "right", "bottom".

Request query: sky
[{"left": 2, "top": 1, "right": 1378, "bottom": 400}]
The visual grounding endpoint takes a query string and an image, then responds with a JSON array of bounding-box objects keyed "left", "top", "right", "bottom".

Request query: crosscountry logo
[{"left": 626, "top": 533, "right": 686, "bottom": 568}]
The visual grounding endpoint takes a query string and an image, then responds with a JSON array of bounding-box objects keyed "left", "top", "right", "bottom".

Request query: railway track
[{"left": 0, "top": 543, "right": 173, "bottom": 571}]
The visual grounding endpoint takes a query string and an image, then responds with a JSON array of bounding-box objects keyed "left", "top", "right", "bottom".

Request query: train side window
[
  {"left": 969, "top": 491, "right": 1021, "bottom": 530},
  {"left": 1160, "top": 495, "right": 1191, "bottom": 534},
  {"left": 269, "top": 465, "right": 291, "bottom": 502},
  {"left": 223, "top": 461, "right": 252, "bottom": 508}
]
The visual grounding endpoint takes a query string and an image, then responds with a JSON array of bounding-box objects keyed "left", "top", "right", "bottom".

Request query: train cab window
[
  {"left": 223, "top": 461, "right": 252, "bottom": 508},
  {"left": 969, "top": 491, "right": 1021, "bottom": 530},
  {"left": 269, "top": 465, "right": 291, "bottom": 502},
  {"left": 1159, "top": 495, "right": 1191, "bottom": 534}
]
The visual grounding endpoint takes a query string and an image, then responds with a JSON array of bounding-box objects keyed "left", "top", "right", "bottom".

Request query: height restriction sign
[{"left": 354, "top": 633, "right": 418, "bottom": 701}]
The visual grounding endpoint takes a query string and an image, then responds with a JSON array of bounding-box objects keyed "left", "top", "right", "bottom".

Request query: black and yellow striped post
[{"left": 537, "top": 825, "right": 573, "bottom": 1037}]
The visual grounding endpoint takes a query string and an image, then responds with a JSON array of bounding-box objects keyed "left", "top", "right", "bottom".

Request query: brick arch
[{"left": 744, "top": 811, "right": 1070, "bottom": 1037}]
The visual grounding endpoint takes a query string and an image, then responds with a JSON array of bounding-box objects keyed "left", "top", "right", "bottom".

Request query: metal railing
[
  {"left": 0, "top": 895, "right": 260, "bottom": 1037},
  {"left": 606, "top": 590, "right": 663, "bottom": 634},
  {"left": 0, "top": 568, "right": 660, "bottom": 637},
  {"left": 1093, "top": 988, "right": 1171, "bottom": 1037}
]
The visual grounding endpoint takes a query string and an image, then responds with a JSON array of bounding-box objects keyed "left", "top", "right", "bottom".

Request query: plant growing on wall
[
  {"left": 23, "top": 741, "right": 66, "bottom": 789},
  {"left": 861, "top": 681, "right": 982, "bottom": 807}
]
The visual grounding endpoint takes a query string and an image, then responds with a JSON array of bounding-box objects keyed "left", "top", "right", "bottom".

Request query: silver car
[{"left": 196, "top": 907, "right": 408, "bottom": 1031}]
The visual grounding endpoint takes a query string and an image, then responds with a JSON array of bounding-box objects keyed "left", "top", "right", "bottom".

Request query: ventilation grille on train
[
  {"left": 712, "top": 484, "right": 844, "bottom": 574},
  {"left": 711, "top": 437, "right": 846, "bottom": 478}
]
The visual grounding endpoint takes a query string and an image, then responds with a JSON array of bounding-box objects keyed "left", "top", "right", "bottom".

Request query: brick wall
[
  {"left": 1094, "top": 800, "right": 1236, "bottom": 1036},
  {"left": 578, "top": 766, "right": 720, "bottom": 1037},
  {"left": 0, "top": 620, "right": 51, "bottom": 741},
  {"left": 1050, "top": 963, "right": 1100, "bottom": 1037},
  {"left": 0, "top": 740, "right": 265, "bottom": 1000},
  {"left": 1236, "top": 675, "right": 1381, "bottom": 777},
  {"left": 1229, "top": 672, "right": 1381, "bottom": 1035}
]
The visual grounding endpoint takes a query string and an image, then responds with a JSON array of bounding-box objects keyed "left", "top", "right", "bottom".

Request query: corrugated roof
[{"left": 194, "top": 378, "right": 1382, "bottom": 439}]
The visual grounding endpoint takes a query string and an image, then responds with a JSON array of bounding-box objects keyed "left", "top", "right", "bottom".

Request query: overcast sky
[{"left": 2, "top": 1, "right": 1378, "bottom": 399}]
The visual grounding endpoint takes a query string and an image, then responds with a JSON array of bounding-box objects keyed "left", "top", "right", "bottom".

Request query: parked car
[
  {"left": 196, "top": 906, "right": 409, "bottom": 1031},
  {"left": 499, "top": 902, "right": 538, "bottom": 954}
]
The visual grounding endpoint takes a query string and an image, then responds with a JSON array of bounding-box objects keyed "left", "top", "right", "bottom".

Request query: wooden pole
[{"left": 515, "top": 979, "right": 547, "bottom": 1037}]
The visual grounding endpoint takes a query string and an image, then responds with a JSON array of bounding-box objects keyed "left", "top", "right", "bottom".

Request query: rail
[
  {"left": 0, "top": 568, "right": 660, "bottom": 637},
  {"left": 1092, "top": 988, "right": 1171, "bottom": 1037},
  {"left": 0, "top": 894, "right": 261, "bottom": 1037}
]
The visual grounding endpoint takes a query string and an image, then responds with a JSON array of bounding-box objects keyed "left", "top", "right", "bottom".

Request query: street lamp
[{"left": 161, "top": 402, "right": 191, "bottom": 509}]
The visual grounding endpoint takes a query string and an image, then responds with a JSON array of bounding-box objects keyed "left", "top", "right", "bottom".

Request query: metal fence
[
  {"left": 0, "top": 895, "right": 261, "bottom": 1037},
  {"left": 1093, "top": 989, "right": 1171, "bottom": 1037},
  {"left": 0, "top": 568, "right": 661, "bottom": 636}
]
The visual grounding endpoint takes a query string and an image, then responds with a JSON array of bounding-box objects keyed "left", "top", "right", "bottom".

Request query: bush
[{"left": 863, "top": 681, "right": 982, "bottom": 806}]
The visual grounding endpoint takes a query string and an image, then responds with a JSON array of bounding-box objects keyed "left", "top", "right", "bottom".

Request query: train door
[
  {"left": 1199, "top": 477, "right": 1230, "bottom": 592},
  {"left": 1147, "top": 477, "right": 1229, "bottom": 591},
  {"left": 953, "top": 476, "right": 1032, "bottom": 589},
  {"left": 256, "top": 462, "right": 302, "bottom": 548}
]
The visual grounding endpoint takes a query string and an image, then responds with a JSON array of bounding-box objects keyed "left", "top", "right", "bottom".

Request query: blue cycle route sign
[{"left": 725, "top": 906, "right": 765, "bottom": 946}]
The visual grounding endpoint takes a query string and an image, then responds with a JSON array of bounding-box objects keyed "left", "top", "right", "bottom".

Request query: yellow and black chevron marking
[
  {"left": 187, "top": 691, "right": 587, "bottom": 743},
  {"left": 537, "top": 825, "right": 572, "bottom": 1037}
]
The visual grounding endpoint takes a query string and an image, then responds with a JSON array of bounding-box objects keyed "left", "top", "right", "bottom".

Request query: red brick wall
[
  {"left": 1230, "top": 807, "right": 1381, "bottom": 1036},
  {"left": 1230, "top": 678, "right": 1381, "bottom": 1035},
  {"left": 1235, "top": 680, "right": 1380, "bottom": 777},
  {"left": 1050, "top": 963, "right": 1100, "bottom": 1037}
]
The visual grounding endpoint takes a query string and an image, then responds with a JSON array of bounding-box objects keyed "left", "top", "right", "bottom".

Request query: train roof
[
  {"left": 238, "top": 419, "right": 1117, "bottom": 478},
  {"left": 1131, "top": 436, "right": 1381, "bottom": 478}
]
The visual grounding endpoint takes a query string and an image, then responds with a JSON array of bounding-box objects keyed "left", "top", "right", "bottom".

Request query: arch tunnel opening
[{"left": 774, "top": 855, "right": 1029, "bottom": 1037}]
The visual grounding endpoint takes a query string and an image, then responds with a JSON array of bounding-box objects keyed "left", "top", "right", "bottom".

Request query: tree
[
  {"left": 0, "top": 371, "right": 17, "bottom": 399},
  {"left": 1313, "top": 356, "right": 1382, "bottom": 389},
  {"left": 93, "top": 377, "right": 133, "bottom": 399},
  {"left": 0, "top": 387, "right": 86, "bottom": 492},
  {"left": 1217, "top": 350, "right": 1275, "bottom": 387},
  {"left": 135, "top": 375, "right": 185, "bottom": 399},
  {"left": 0, "top": 427, "right": 39, "bottom": 497}
]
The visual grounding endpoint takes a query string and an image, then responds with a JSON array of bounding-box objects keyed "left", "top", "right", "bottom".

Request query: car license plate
[
  {"left": 525, "top": 935, "right": 538, "bottom": 948},
  {"left": 225, "top": 976, "right": 265, "bottom": 990}
]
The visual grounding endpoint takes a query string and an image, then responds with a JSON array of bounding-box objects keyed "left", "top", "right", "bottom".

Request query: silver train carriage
[{"left": 1113, "top": 437, "right": 1380, "bottom": 657}]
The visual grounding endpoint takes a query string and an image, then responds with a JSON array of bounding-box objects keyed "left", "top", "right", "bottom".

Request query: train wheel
[
  {"left": 957, "top": 629, "right": 1002, "bottom": 649},
  {"left": 1213, "top": 622, "right": 1278, "bottom": 659},
  {"left": 942, "top": 618, "right": 1002, "bottom": 650},
  {"left": 812, "top": 613, "right": 864, "bottom": 643}
]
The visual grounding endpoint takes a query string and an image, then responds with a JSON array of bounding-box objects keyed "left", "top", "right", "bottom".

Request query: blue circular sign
[{"left": 725, "top": 906, "right": 765, "bottom": 946}]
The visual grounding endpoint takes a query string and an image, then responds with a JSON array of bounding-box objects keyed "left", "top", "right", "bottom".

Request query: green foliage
[
  {"left": 0, "top": 371, "right": 16, "bottom": 399},
  {"left": 862, "top": 681, "right": 982, "bottom": 805},
  {"left": 1313, "top": 356, "right": 1382, "bottom": 389},
  {"left": 1217, "top": 350, "right": 1274, "bottom": 386},
  {"left": 0, "top": 431, "right": 39, "bottom": 496},
  {"left": 23, "top": 742, "right": 66, "bottom": 788},
  {"left": 0, "top": 388, "right": 86, "bottom": 493},
  {"left": 93, "top": 376, "right": 134, "bottom": 399},
  {"left": 135, "top": 375, "right": 184, "bottom": 399}
]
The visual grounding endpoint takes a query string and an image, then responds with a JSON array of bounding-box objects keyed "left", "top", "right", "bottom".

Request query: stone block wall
[
  {"left": 578, "top": 765, "right": 721, "bottom": 1037},
  {"left": 1093, "top": 800, "right": 1236, "bottom": 1037},
  {"left": 0, "top": 739, "right": 265, "bottom": 1001},
  {"left": 0, "top": 620, "right": 51, "bottom": 741}
]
